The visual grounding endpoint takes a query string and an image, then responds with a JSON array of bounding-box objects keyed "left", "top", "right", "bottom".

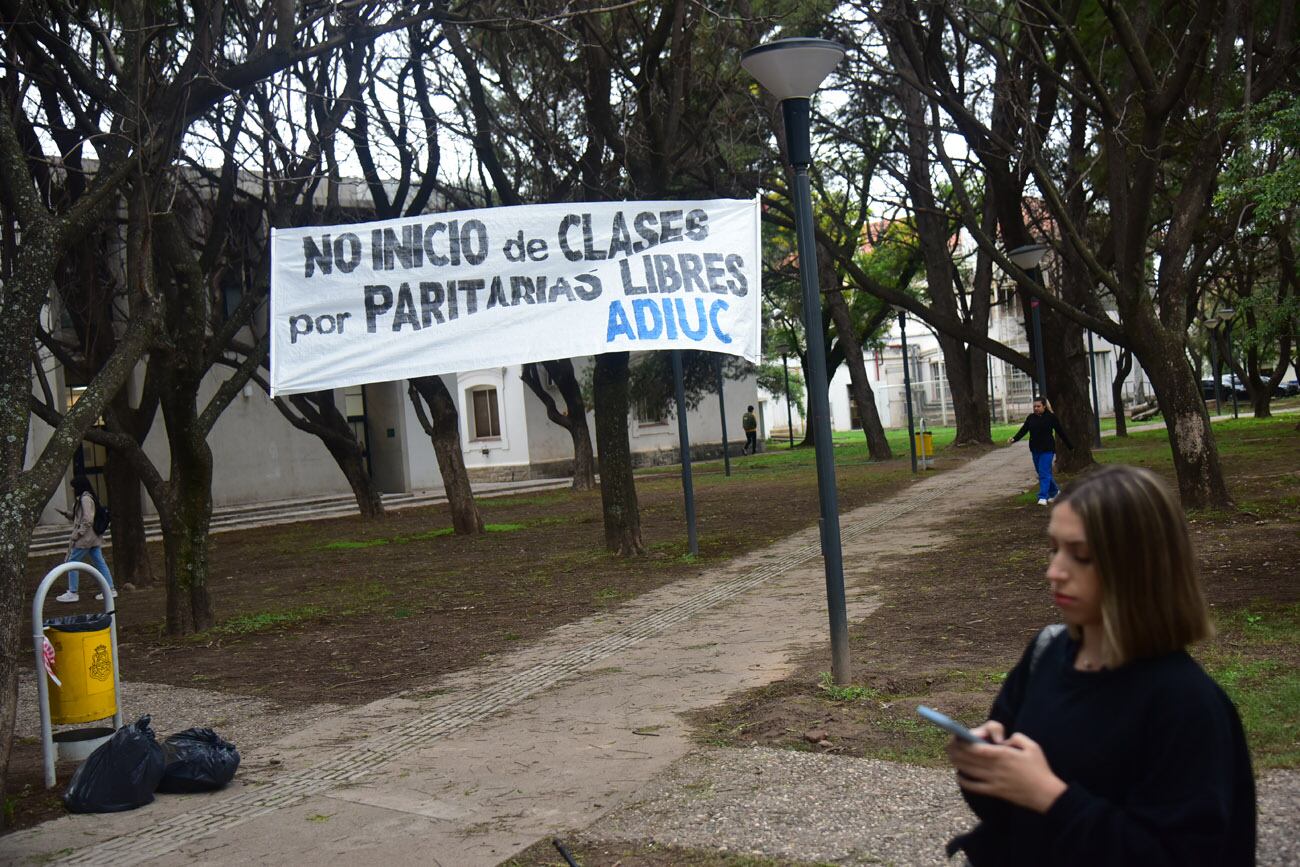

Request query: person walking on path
[
  {"left": 741, "top": 405, "right": 758, "bottom": 455},
  {"left": 1008, "top": 397, "right": 1072, "bottom": 505},
  {"left": 943, "top": 465, "right": 1255, "bottom": 865},
  {"left": 55, "top": 475, "right": 116, "bottom": 603}
]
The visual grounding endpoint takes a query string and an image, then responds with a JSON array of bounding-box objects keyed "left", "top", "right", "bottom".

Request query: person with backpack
[
  {"left": 942, "top": 466, "right": 1255, "bottom": 865},
  {"left": 56, "top": 475, "right": 116, "bottom": 603},
  {"left": 741, "top": 405, "right": 758, "bottom": 455}
]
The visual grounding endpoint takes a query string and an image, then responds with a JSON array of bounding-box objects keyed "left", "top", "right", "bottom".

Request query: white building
[
  {"left": 33, "top": 353, "right": 757, "bottom": 526},
  {"left": 760, "top": 257, "right": 1159, "bottom": 435}
]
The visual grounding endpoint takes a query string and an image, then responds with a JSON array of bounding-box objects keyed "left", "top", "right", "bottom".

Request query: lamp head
[
  {"left": 1218, "top": 307, "right": 1235, "bottom": 318},
  {"left": 1007, "top": 243, "right": 1050, "bottom": 270},
  {"left": 742, "top": 38, "right": 846, "bottom": 101}
]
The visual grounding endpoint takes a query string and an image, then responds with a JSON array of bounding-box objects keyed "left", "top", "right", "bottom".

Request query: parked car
[
  {"left": 1281, "top": 379, "right": 1300, "bottom": 397},
  {"left": 1201, "top": 376, "right": 1249, "bottom": 400}
]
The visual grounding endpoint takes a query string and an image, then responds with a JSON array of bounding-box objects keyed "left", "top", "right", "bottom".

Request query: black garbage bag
[
  {"left": 157, "top": 728, "right": 240, "bottom": 793},
  {"left": 63, "top": 715, "right": 165, "bottom": 813}
]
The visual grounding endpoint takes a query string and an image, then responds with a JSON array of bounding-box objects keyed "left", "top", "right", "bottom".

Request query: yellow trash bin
[
  {"left": 44, "top": 613, "right": 117, "bottom": 725},
  {"left": 914, "top": 431, "right": 934, "bottom": 462}
]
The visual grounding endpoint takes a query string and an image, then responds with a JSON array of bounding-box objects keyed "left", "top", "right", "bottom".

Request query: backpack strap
[{"left": 1030, "top": 624, "right": 1067, "bottom": 676}]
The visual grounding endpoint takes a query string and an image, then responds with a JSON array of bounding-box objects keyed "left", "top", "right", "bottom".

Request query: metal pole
[
  {"left": 900, "top": 312, "right": 917, "bottom": 474},
  {"left": 1087, "top": 329, "right": 1102, "bottom": 448},
  {"left": 1029, "top": 288, "right": 1047, "bottom": 398},
  {"left": 716, "top": 354, "right": 731, "bottom": 476},
  {"left": 782, "top": 353, "right": 794, "bottom": 447},
  {"left": 986, "top": 351, "right": 995, "bottom": 425},
  {"left": 1227, "top": 324, "right": 1239, "bottom": 419},
  {"left": 785, "top": 94, "right": 850, "bottom": 685},
  {"left": 1209, "top": 329, "right": 1222, "bottom": 415},
  {"left": 672, "top": 350, "right": 698, "bottom": 556}
]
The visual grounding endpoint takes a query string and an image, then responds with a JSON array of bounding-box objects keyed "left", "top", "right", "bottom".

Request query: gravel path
[
  {"left": 15, "top": 671, "right": 343, "bottom": 778},
  {"left": 588, "top": 746, "right": 1300, "bottom": 866}
]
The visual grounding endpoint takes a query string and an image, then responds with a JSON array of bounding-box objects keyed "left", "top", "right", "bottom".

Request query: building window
[
  {"left": 343, "top": 385, "right": 370, "bottom": 475},
  {"left": 635, "top": 396, "right": 668, "bottom": 427},
  {"left": 470, "top": 387, "right": 501, "bottom": 439}
]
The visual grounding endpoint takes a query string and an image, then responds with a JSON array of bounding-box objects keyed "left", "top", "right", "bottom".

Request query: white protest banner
[{"left": 269, "top": 198, "right": 761, "bottom": 397}]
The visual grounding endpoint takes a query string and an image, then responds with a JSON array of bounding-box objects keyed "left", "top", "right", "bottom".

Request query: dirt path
[{"left": 4, "top": 446, "right": 1043, "bottom": 865}]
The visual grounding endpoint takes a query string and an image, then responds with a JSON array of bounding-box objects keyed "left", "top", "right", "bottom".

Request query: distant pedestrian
[
  {"left": 56, "top": 475, "right": 115, "bottom": 603},
  {"left": 1008, "top": 397, "right": 1073, "bottom": 505},
  {"left": 741, "top": 405, "right": 758, "bottom": 455}
]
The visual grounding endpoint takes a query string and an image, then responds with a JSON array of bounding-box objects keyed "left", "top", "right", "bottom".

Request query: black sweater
[
  {"left": 950, "top": 630, "right": 1256, "bottom": 866},
  {"left": 1011, "top": 410, "right": 1073, "bottom": 452}
]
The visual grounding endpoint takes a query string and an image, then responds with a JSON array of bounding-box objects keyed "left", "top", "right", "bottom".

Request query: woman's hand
[{"left": 946, "top": 727, "right": 1067, "bottom": 814}]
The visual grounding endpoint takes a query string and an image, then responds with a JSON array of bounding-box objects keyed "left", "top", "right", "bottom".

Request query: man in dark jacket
[
  {"left": 1008, "top": 397, "right": 1073, "bottom": 505},
  {"left": 741, "top": 405, "right": 758, "bottom": 455}
]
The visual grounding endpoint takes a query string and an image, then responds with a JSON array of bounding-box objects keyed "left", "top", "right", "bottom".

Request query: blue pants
[
  {"left": 1032, "top": 450, "right": 1059, "bottom": 501},
  {"left": 66, "top": 547, "right": 113, "bottom": 593}
]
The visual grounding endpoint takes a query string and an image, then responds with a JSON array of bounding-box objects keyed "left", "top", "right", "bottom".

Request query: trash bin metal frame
[{"left": 32, "top": 562, "right": 122, "bottom": 788}]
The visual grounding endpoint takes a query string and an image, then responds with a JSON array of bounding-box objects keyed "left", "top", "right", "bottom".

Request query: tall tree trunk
[
  {"left": 323, "top": 436, "right": 384, "bottom": 518},
  {"left": 891, "top": 37, "right": 989, "bottom": 444},
  {"left": 0, "top": 509, "right": 39, "bottom": 829},
  {"left": 158, "top": 390, "right": 217, "bottom": 633},
  {"left": 1038, "top": 302, "right": 1096, "bottom": 473},
  {"left": 936, "top": 333, "right": 994, "bottom": 445},
  {"left": 520, "top": 360, "right": 596, "bottom": 490},
  {"left": 592, "top": 352, "right": 643, "bottom": 555},
  {"left": 408, "top": 376, "right": 483, "bottom": 534},
  {"left": 824, "top": 283, "right": 891, "bottom": 460},
  {"left": 1112, "top": 349, "right": 1132, "bottom": 437},
  {"left": 1140, "top": 335, "right": 1232, "bottom": 508},
  {"left": 275, "top": 391, "right": 385, "bottom": 518},
  {"left": 104, "top": 452, "right": 154, "bottom": 585}
]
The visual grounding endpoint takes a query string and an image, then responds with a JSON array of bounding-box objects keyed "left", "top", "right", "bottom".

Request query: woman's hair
[
  {"left": 71, "top": 475, "right": 93, "bottom": 497},
  {"left": 1058, "top": 464, "right": 1212, "bottom": 666}
]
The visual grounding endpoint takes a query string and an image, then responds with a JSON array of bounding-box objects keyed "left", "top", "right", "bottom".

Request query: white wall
[{"left": 178, "top": 376, "right": 347, "bottom": 509}]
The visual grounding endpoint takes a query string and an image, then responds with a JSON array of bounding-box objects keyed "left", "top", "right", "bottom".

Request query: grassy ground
[
  {"left": 11, "top": 412, "right": 1295, "bottom": 833},
  {"left": 692, "top": 416, "right": 1300, "bottom": 772},
  {"left": 11, "top": 418, "right": 982, "bottom": 833}
]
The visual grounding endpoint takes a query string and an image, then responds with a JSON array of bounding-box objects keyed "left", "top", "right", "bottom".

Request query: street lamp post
[
  {"left": 1086, "top": 329, "right": 1102, "bottom": 448},
  {"left": 716, "top": 354, "right": 731, "bottom": 477},
  {"left": 782, "top": 354, "right": 794, "bottom": 446},
  {"left": 1007, "top": 244, "right": 1051, "bottom": 399},
  {"left": 899, "top": 309, "right": 917, "bottom": 474},
  {"left": 1222, "top": 308, "right": 1239, "bottom": 419},
  {"left": 773, "top": 307, "right": 796, "bottom": 447},
  {"left": 1206, "top": 318, "right": 1223, "bottom": 415},
  {"left": 744, "top": 37, "right": 851, "bottom": 684}
]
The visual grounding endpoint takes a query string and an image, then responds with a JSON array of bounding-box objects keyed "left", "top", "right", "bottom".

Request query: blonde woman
[{"left": 944, "top": 465, "right": 1254, "bottom": 865}]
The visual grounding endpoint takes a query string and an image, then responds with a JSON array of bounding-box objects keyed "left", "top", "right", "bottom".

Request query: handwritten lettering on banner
[{"left": 269, "top": 198, "right": 761, "bottom": 397}]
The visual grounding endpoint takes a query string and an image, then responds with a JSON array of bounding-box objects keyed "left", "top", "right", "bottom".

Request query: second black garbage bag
[
  {"left": 157, "top": 727, "right": 240, "bottom": 793},
  {"left": 63, "top": 715, "right": 165, "bottom": 813}
]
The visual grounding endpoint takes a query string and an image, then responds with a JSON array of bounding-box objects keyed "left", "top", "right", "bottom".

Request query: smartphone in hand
[{"left": 917, "top": 705, "right": 990, "bottom": 745}]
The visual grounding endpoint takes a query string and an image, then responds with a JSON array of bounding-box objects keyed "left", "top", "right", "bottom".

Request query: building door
[
  {"left": 343, "top": 384, "right": 371, "bottom": 477},
  {"left": 67, "top": 385, "right": 109, "bottom": 503}
]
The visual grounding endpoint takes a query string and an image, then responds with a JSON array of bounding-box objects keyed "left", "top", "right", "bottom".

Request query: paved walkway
[{"left": 7, "top": 443, "right": 1295, "bottom": 865}]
